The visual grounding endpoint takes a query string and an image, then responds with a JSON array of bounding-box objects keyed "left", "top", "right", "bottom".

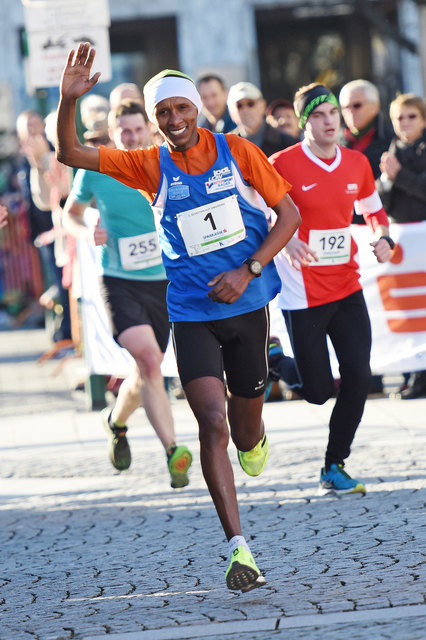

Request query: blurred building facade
[{"left": 0, "top": 0, "right": 425, "bottom": 131}]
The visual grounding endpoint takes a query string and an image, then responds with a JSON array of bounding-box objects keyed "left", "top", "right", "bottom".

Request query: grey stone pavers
[{"left": 0, "top": 328, "right": 425, "bottom": 639}]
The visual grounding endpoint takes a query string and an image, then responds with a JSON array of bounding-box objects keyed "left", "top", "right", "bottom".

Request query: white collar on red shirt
[{"left": 301, "top": 140, "right": 342, "bottom": 173}]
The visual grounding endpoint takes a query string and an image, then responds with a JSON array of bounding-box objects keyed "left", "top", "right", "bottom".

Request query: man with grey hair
[
  {"left": 339, "top": 79, "right": 393, "bottom": 179},
  {"left": 339, "top": 79, "right": 394, "bottom": 397}
]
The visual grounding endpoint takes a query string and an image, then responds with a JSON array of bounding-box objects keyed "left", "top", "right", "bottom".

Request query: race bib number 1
[
  {"left": 308, "top": 227, "right": 351, "bottom": 265},
  {"left": 177, "top": 194, "right": 246, "bottom": 257},
  {"left": 118, "top": 231, "right": 162, "bottom": 270}
]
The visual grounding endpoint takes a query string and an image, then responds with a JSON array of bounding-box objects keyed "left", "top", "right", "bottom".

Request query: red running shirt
[{"left": 270, "top": 140, "right": 389, "bottom": 309}]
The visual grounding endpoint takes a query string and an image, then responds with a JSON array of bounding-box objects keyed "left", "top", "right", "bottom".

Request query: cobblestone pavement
[{"left": 0, "top": 329, "right": 425, "bottom": 640}]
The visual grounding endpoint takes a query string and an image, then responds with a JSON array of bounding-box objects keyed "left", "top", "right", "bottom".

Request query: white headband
[{"left": 143, "top": 76, "right": 202, "bottom": 123}]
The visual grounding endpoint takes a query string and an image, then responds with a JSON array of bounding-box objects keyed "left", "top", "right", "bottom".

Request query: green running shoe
[
  {"left": 225, "top": 545, "right": 266, "bottom": 593},
  {"left": 167, "top": 444, "right": 192, "bottom": 488},
  {"left": 101, "top": 407, "right": 131, "bottom": 471},
  {"left": 238, "top": 434, "right": 269, "bottom": 477}
]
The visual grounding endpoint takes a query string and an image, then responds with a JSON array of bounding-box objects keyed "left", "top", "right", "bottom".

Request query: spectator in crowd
[
  {"left": 339, "top": 79, "right": 393, "bottom": 180},
  {"left": 0, "top": 204, "right": 7, "bottom": 228},
  {"left": 109, "top": 82, "right": 144, "bottom": 110},
  {"left": 15, "top": 110, "right": 71, "bottom": 342},
  {"left": 63, "top": 99, "right": 193, "bottom": 483},
  {"left": 110, "top": 82, "right": 163, "bottom": 146},
  {"left": 339, "top": 79, "right": 394, "bottom": 396},
  {"left": 197, "top": 74, "right": 236, "bottom": 133},
  {"left": 80, "top": 94, "right": 110, "bottom": 130},
  {"left": 378, "top": 92, "right": 426, "bottom": 399},
  {"left": 266, "top": 98, "right": 301, "bottom": 139},
  {"left": 227, "top": 81, "right": 298, "bottom": 156},
  {"left": 82, "top": 115, "right": 111, "bottom": 147}
]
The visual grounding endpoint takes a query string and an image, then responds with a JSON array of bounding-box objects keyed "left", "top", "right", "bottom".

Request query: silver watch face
[{"left": 250, "top": 260, "right": 262, "bottom": 275}]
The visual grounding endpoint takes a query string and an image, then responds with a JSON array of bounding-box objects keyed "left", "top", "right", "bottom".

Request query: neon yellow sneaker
[
  {"left": 238, "top": 434, "right": 269, "bottom": 477},
  {"left": 167, "top": 445, "right": 192, "bottom": 489},
  {"left": 225, "top": 546, "right": 266, "bottom": 593}
]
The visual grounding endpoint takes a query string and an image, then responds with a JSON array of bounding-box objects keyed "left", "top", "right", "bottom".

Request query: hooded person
[{"left": 56, "top": 43, "right": 300, "bottom": 592}]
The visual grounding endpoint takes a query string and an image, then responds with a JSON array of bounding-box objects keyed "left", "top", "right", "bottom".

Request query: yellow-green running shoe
[
  {"left": 167, "top": 444, "right": 192, "bottom": 488},
  {"left": 101, "top": 407, "right": 131, "bottom": 471},
  {"left": 225, "top": 545, "right": 266, "bottom": 593},
  {"left": 238, "top": 434, "right": 269, "bottom": 477}
]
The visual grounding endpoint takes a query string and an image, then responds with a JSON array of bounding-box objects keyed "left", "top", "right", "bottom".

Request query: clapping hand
[{"left": 0, "top": 204, "right": 8, "bottom": 229}]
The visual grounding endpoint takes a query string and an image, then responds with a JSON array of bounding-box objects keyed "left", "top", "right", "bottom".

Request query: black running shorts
[
  {"left": 100, "top": 275, "right": 170, "bottom": 352},
  {"left": 171, "top": 307, "right": 270, "bottom": 398}
]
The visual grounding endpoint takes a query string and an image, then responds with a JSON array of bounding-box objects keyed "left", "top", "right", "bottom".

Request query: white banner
[
  {"left": 79, "top": 222, "right": 426, "bottom": 379},
  {"left": 354, "top": 222, "right": 426, "bottom": 374}
]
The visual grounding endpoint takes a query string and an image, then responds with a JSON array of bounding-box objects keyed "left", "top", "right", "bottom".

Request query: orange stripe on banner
[{"left": 377, "top": 272, "right": 426, "bottom": 333}]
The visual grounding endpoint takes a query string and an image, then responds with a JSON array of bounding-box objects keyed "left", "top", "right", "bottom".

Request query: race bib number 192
[{"left": 308, "top": 227, "right": 351, "bottom": 265}]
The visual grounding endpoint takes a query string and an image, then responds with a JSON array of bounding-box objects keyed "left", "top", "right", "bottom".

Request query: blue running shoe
[{"left": 319, "top": 464, "right": 366, "bottom": 496}]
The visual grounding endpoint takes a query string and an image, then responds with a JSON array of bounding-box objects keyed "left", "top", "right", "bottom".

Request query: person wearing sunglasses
[
  {"left": 227, "top": 81, "right": 297, "bottom": 157},
  {"left": 339, "top": 79, "right": 393, "bottom": 181},
  {"left": 378, "top": 93, "right": 426, "bottom": 400},
  {"left": 338, "top": 80, "right": 394, "bottom": 397}
]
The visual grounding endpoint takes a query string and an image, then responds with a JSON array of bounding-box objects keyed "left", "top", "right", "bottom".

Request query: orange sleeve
[
  {"left": 225, "top": 134, "right": 292, "bottom": 208},
  {"left": 99, "top": 145, "right": 161, "bottom": 203}
]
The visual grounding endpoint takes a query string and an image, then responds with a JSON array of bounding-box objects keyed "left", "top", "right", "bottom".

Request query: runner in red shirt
[{"left": 269, "top": 83, "right": 395, "bottom": 496}]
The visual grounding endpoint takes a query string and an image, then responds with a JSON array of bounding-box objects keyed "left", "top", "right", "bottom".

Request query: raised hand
[{"left": 60, "top": 43, "right": 101, "bottom": 101}]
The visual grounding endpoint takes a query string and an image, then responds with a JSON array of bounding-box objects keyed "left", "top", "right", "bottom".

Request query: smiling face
[
  {"left": 304, "top": 101, "right": 341, "bottom": 149},
  {"left": 110, "top": 113, "right": 150, "bottom": 150},
  {"left": 153, "top": 97, "right": 199, "bottom": 151}
]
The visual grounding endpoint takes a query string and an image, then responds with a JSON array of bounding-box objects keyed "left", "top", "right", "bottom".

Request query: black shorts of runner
[
  {"left": 171, "top": 306, "right": 270, "bottom": 398},
  {"left": 100, "top": 275, "right": 170, "bottom": 352}
]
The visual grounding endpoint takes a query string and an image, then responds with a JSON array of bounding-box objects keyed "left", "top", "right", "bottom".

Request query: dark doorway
[
  {"left": 102, "top": 17, "right": 178, "bottom": 95},
  {"left": 255, "top": 2, "right": 400, "bottom": 105}
]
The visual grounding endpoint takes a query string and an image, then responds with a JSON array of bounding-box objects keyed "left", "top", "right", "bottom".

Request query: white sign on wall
[
  {"left": 22, "top": 0, "right": 111, "bottom": 89},
  {"left": 23, "top": 0, "right": 110, "bottom": 31}
]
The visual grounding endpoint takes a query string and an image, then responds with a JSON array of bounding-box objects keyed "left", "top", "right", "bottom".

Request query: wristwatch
[
  {"left": 243, "top": 258, "right": 263, "bottom": 277},
  {"left": 380, "top": 235, "right": 395, "bottom": 250}
]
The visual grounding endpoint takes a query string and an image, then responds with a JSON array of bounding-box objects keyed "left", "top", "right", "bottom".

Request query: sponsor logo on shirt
[
  {"left": 205, "top": 166, "right": 235, "bottom": 194},
  {"left": 301, "top": 183, "right": 318, "bottom": 191},
  {"left": 168, "top": 176, "right": 190, "bottom": 200},
  {"left": 346, "top": 183, "right": 358, "bottom": 194}
]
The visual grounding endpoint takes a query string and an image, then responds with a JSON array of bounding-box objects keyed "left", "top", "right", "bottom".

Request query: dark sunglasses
[
  {"left": 396, "top": 114, "right": 419, "bottom": 121},
  {"left": 342, "top": 102, "right": 364, "bottom": 110},
  {"left": 236, "top": 100, "right": 257, "bottom": 109}
]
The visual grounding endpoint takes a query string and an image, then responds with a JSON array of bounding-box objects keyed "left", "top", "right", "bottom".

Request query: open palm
[{"left": 60, "top": 43, "right": 101, "bottom": 100}]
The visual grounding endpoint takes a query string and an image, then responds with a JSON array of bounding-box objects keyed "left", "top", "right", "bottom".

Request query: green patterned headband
[{"left": 296, "top": 90, "right": 339, "bottom": 129}]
